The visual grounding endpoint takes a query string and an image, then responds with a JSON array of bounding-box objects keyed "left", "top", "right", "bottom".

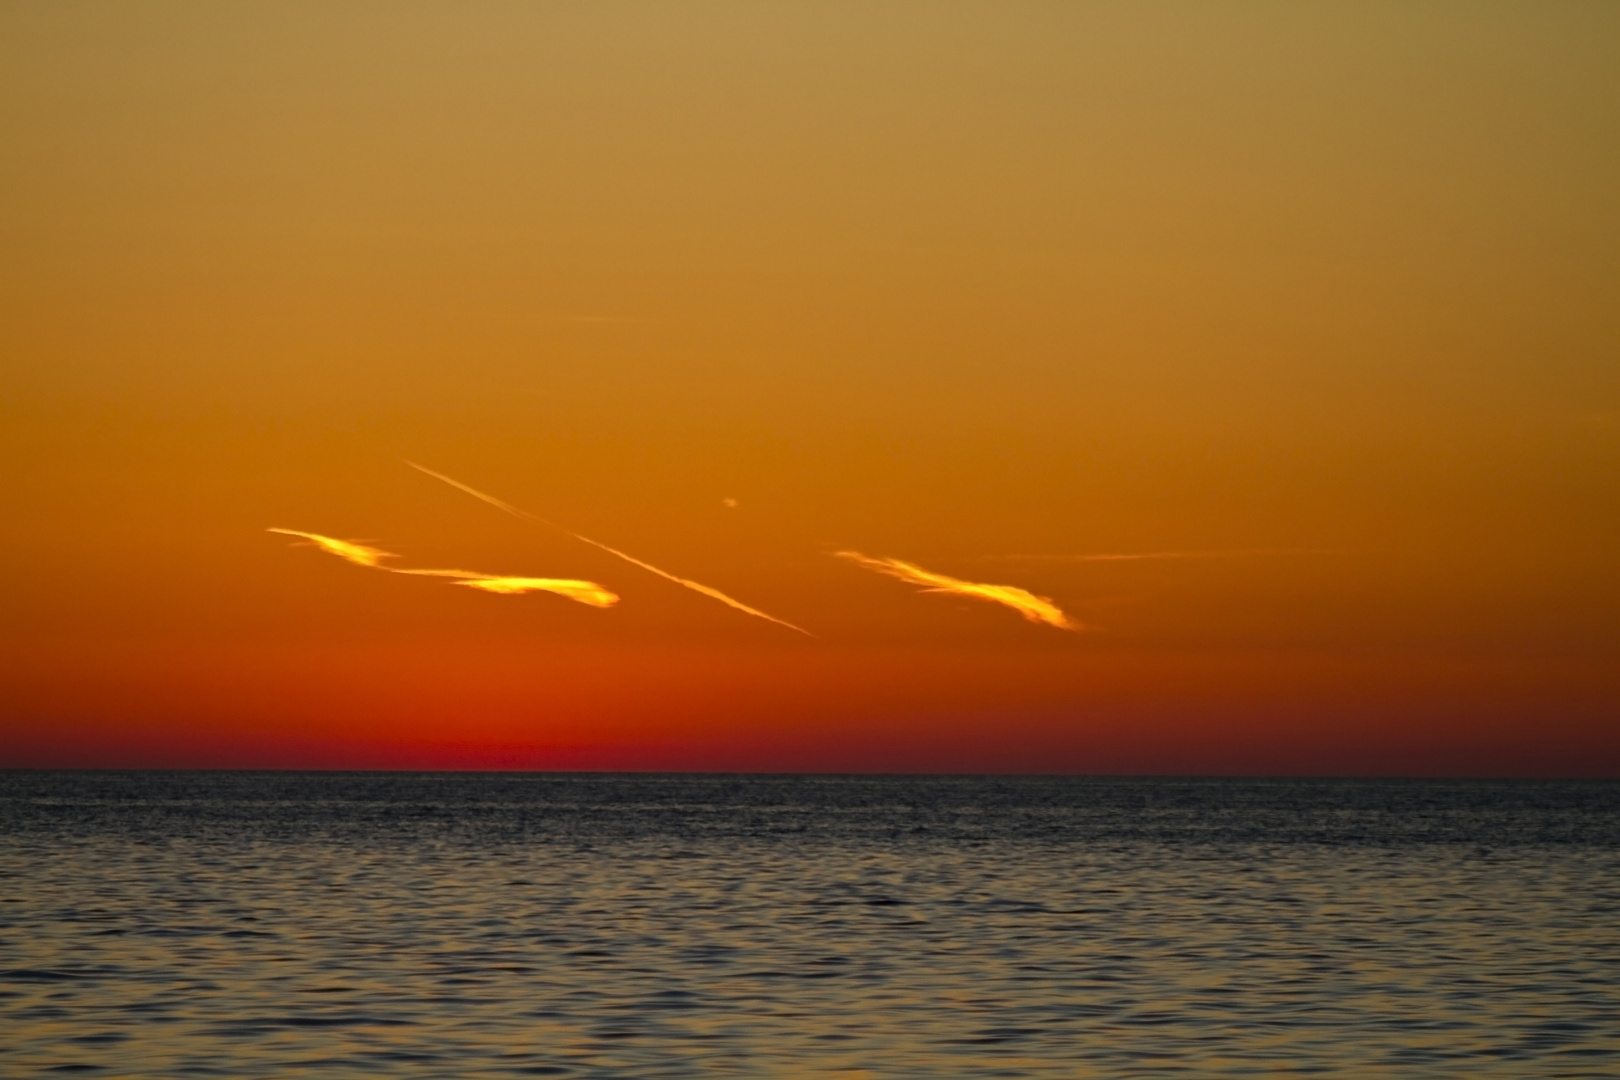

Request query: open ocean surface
[{"left": 2, "top": 773, "right": 1618, "bottom": 1079}]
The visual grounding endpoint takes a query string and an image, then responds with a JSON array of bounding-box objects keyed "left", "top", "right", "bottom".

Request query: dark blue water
[{"left": 3, "top": 773, "right": 1618, "bottom": 1077}]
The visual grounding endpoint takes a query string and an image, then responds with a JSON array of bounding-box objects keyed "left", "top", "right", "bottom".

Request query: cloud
[
  {"left": 454, "top": 577, "right": 617, "bottom": 605},
  {"left": 266, "top": 528, "right": 396, "bottom": 568},
  {"left": 834, "top": 551, "right": 1079, "bottom": 631},
  {"left": 406, "top": 461, "right": 812, "bottom": 636},
  {"left": 981, "top": 548, "right": 1340, "bottom": 562},
  {"left": 268, "top": 529, "right": 617, "bottom": 608},
  {"left": 395, "top": 567, "right": 618, "bottom": 606}
]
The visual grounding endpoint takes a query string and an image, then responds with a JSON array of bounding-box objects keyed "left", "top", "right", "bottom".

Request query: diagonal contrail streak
[{"left": 406, "top": 461, "right": 813, "bottom": 637}]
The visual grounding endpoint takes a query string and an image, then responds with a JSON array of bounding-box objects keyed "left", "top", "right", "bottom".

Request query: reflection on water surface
[{"left": 3, "top": 773, "right": 1618, "bottom": 1077}]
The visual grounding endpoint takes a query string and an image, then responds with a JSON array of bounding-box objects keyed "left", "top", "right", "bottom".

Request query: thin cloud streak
[
  {"left": 268, "top": 529, "right": 617, "bottom": 608},
  {"left": 835, "top": 551, "right": 1079, "bottom": 631},
  {"left": 267, "top": 528, "right": 396, "bottom": 568},
  {"left": 406, "top": 461, "right": 813, "bottom": 637},
  {"left": 982, "top": 548, "right": 1341, "bottom": 562},
  {"left": 455, "top": 576, "right": 618, "bottom": 605},
  {"left": 393, "top": 567, "right": 618, "bottom": 606}
]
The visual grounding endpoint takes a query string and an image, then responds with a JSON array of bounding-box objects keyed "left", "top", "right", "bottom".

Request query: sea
[{"left": 2, "top": 773, "right": 1617, "bottom": 1078}]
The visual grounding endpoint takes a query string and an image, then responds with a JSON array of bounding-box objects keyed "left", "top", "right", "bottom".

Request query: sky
[{"left": 2, "top": 1, "right": 1616, "bottom": 774}]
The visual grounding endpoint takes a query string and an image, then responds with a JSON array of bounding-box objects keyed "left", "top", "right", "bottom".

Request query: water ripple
[{"left": 2, "top": 773, "right": 1618, "bottom": 1078}]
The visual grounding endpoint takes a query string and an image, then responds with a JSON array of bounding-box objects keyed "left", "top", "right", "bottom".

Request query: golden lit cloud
[
  {"left": 266, "top": 528, "right": 396, "bottom": 568},
  {"left": 452, "top": 577, "right": 618, "bottom": 605},
  {"left": 395, "top": 567, "right": 617, "bottom": 606},
  {"left": 835, "top": 551, "right": 1079, "bottom": 631},
  {"left": 407, "top": 461, "right": 812, "bottom": 636},
  {"left": 269, "top": 529, "right": 617, "bottom": 608}
]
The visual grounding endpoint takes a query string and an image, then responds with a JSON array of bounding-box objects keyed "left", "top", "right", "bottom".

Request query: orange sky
[{"left": 2, "top": 2, "right": 1616, "bottom": 774}]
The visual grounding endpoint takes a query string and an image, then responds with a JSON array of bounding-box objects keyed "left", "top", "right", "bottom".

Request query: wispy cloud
[
  {"left": 451, "top": 577, "right": 615, "bottom": 603},
  {"left": 395, "top": 567, "right": 618, "bottom": 606},
  {"left": 268, "top": 529, "right": 617, "bottom": 608},
  {"left": 266, "top": 528, "right": 396, "bottom": 568},
  {"left": 835, "top": 551, "right": 1079, "bottom": 631},
  {"left": 981, "top": 548, "right": 1340, "bottom": 562},
  {"left": 407, "top": 461, "right": 812, "bottom": 636}
]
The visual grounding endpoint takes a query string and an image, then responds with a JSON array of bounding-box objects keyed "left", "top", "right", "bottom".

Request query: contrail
[
  {"left": 268, "top": 529, "right": 617, "bottom": 608},
  {"left": 835, "top": 551, "right": 1079, "bottom": 631},
  {"left": 406, "top": 461, "right": 813, "bottom": 637}
]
